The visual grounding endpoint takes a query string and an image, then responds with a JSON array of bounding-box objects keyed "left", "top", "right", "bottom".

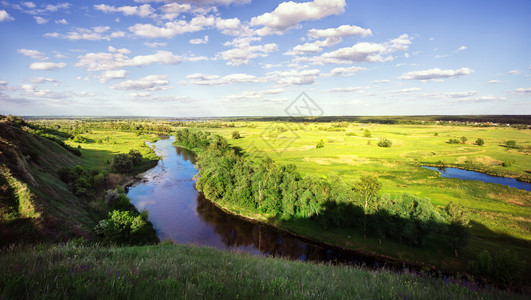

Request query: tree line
[{"left": 174, "top": 129, "right": 470, "bottom": 255}]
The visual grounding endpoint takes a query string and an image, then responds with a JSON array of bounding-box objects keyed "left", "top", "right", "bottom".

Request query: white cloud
[
  {"left": 400, "top": 68, "right": 473, "bottom": 80},
  {"left": 108, "top": 46, "right": 131, "bottom": 54},
  {"left": 187, "top": 73, "right": 263, "bottom": 85},
  {"left": 298, "top": 34, "right": 411, "bottom": 64},
  {"left": 76, "top": 50, "right": 181, "bottom": 71},
  {"left": 512, "top": 88, "right": 531, "bottom": 95},
  {"left": 27, "top": 77, "right": 57, "bottom": 84},
  {"left": 34, "top": 16, "right": 48, "bottom": 24},
  {"left": 21, "top": 84, "right": 67, "bottom": 99},
  {"left": 130, "top": 92, "right": 190, "bottom": 103},
  {"left": 487, "top": 80, "right": 500, "bottom": 84},
  {"left": 451, "top": 96, "right": 506, "bottom": 102},
  {"left": 329, "top": 66, "right": 366, "bottom": 76},
  {"left": 94, "top": 4, "right": 155, "bottom": 18},
  {"left": 422, "top": 91, "right": 477, "bottom": 99},
  {"left": 454, "top": 45, "right": 467, "bottom": 52},
  {"left": 17, "top": 49, "right": 49, "bottom": 60},
  {"left": 250, "top": 0, "right": 346, "bottom": 35},
  {"left": 507, "top": 70, "right": 521, "bottom": 75},
  {"left": 29, "top": 62, "right": 66, "bottom": 70},
  {"left": 0, "top": 10, "right": 14, "bottom": 22},
  {"left": 308, "top": 25, "right": 371, "bottom": 40},
  {"left": 159, "top": 2, "right": 191, "bottom": 20},
  {"left": 144, "top": 41, "right": 167, "bottom": 48},
  {"left": 387, "top": 87, "right": 422, "bottom": 94},
  {"left": 45, "top": 26, "right": 125, "bottom": 41},
  {"left": 190, "top": 35, "right": 208, "bottom": 44},
  {"left": 215, "top": 17, "right": 250, "bottom": 36},
  {"left": 371, "top": 79, "right": 390, "bottom": 84},
  {"left": 55, "top": 19, "right": 68, "bottom": 25},
  {"left": 329, "top": 86, "right": 364, "bottom": 93},
  {"left": 100, "top": 70, "right": 128, "bottom": 83},
  {"left": 223, "top": 88, "right": 286, "bottom": 102},
  {"left": 267, "top": 69, "right": 320, "bottom": 85},
  {"left": 129, "top": 15, "right": 215, "bottom": 38},
  {"left": 22, "top": 2, "right": 36, "bottom": 9},
  {"left": 111, "top": 75, "right": 169, "bottom": 91},
  {"left": 218, "top": 37, "right": 278, "bottom": 65}
]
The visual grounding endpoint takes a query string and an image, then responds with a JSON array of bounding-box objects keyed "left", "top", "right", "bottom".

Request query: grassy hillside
[{"left": 0, "top": 242, "right": 525, "bottom": 299}]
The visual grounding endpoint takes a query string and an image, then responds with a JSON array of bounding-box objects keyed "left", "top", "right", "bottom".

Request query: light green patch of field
[{"left": 199, "top": 122, "right": 530, "bottom": 270}]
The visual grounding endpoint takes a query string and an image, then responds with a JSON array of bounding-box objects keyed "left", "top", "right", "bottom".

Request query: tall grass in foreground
[{"left": 0, "top": 243, "right": 524, "bottom": 299}]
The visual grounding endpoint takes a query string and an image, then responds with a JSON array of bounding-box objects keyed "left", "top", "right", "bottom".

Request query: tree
[
  {"left": 445, "top": 202, "right": 469, "bottom": 257},
  {"left": 353, "top": 175, "right": 381, "bottom": 238},
  {"left": 363, "top": 129, "right": 372, "bottom": 138},
  {"left": 232, "top": 131, "right": 241, "bottom": 139},
  {"left": 128, "top": 149, "right": 142, "bottom": 165},
  {"left": 111, "top": 153, "right": 133, "bottom": 173},
  {"left": 316, "top": 139, "right": 325, "bottom": 149},
  {"left": 460, "top": 136, "right": 468, "bottom": 144},
  {"left": 476, "top": 138, "right": 484, "bottom": 146}
]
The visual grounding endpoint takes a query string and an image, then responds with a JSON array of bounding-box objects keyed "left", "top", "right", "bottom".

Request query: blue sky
[{"left": 0, "top": 0, "right": 529, "bottom": 117}]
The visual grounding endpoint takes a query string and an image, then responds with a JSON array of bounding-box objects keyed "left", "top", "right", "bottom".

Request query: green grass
[
  {"left": 193, "top": 122, "right": 530, "bottom": 275},
  {"left": 0, "top": 242, "right": 524, "bottom": 299}
]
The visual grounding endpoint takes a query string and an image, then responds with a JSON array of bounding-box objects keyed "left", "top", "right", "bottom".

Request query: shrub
[
  {"left": 111, "top": 154, "right": 133, "bottom": 173},
  {"left": 434, "top": 132, "right": 439, "bottom": 136},
  {"left": 94, "top": 210, "right": 152, "bottom": 245},
  {"left": 232, "top": 131, "right": 241, "bottom": 139},
  {"left": 447, "top": 138, "right": 460, "bottom": 144},
  {"left": 316, "top": 139, "right": 325, "bottom": 149},
  {"left": 128, "top": 149, "right": 143, "bottom": 165},
  {"left": 467, "top": 249, "right": 525, "bottom": 287},
  {"left": 377, "top": 138, "right": 392, "bottom": 148},
  {"left": 476, "top": 138, "right": 484, "bottom": 146},
  {"left": 346, "top": 132, "right": 357, "bottom": 136},
  {"left": 363, "top": 129, "right": 372, "bottom": 138},
  {"left": 502, "top": 159, "right": 516, "bottom": 167},
  {"left": 505, "top": 140, "right": 517, "bottom": 148}
]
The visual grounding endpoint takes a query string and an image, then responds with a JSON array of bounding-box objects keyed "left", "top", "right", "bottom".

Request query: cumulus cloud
[
  {"left": 45, "top": 26, "right": 125, "bottom": 41},
  {"left": 187, "top": 73, "right": 263, "bottom": 85},
  {"left": 190, "top": 35, "right": 208, "bottom": 44},
  {"left": 267, "top": 69, "right": 320, "bottom": 85},
  {"left": 297, "top": 34, "right": 411, "bottom": 64},
  {"left": 55, "top": 19, "right": 68, "bottom": 25},
  {"left": 218, "top": 36, "right": 278, "bottom": 65},
  {"left": 512, "top": 88, "right": 531, "bottom": 95},
  {"left": 100, "top": 70, "right": 128, "bottom": 83},
  {"left": 144, "top": 41, "right": 167, "bottom": 48},
  {"left": 250, "top": 0, "right": 346, "bottom": 35},
  {"left": 288, "top": 25, "right": 372, "bottom": 55},
  {"left": 158, "top": 2, "right": 191, "bottom": 20},
  {"left": 215, "top": 17, "right": 251, "bottom": 36},
  {"left": 29, "top": 62, "right": 66, "bottom": 70},
  {"left": 34, "top": 16, "right": 48, "bottom": 24},
  {"left": 329, "top": 66, "right": 366, "bottom": 76},
  {"left": 17, "top": 49, "right": 49, "bottom": 60},
  {"left": 400, "top": 67, "right": 473, "bottom": 80},
  {"left": 371, "top": 79, "right": 390, "bottom": 84},
  {"left": 76, "top": 50, "right": 181, "bottom": 71},
  {"left": 20, "top": 84, "right": 67, "bottom": 99},
  {"left": 129, "top": 15, "right": 215, "bottom": 38},
  {"left": 94, "top": 4, "right": 155, "bottom": 18},
  {"left": 0, "top": 10, "right": 14, "bottom": 22},
  {"left": 111, "top": 75, "right": 169, "bottom": 90}
]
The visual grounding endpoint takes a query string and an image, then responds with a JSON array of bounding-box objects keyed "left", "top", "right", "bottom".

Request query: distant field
[{"left": 200, "top": 122, "right": 530, "bottom": 265}]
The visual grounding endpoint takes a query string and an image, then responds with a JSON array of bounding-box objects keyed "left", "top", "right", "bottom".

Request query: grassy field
[
  {"left": 0, "top": 242, "right": 524, "bottom": 299},
  {"left": 197, "top": 122, "right": 530, "bottom": 272}
]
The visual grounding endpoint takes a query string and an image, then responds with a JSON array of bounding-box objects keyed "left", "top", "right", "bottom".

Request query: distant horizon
[{"left": 1, "top": 0, "right": 530, "bottom": 116}]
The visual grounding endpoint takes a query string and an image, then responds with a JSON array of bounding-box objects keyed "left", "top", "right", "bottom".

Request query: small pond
[{"left": 422, "top": 166, "right": 531, "bottom": 191}]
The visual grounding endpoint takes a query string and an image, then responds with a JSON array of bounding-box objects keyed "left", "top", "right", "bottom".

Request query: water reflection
[{"left": 128, "top": 136, "right": 389, "bottom": 269}]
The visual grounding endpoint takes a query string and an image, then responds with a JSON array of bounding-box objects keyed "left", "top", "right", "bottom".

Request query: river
[{"left": 127, "top": 136, "right": 389, "bottom": 268}]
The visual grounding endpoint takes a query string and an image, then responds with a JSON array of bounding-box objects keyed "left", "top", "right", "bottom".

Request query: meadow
[{"left": 197, "top": 122, "right": 530, "bottom": 274}]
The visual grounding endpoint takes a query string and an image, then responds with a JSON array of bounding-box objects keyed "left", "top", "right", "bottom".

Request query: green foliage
[
  {"left": 128, "top": 149, "right": 143, "bottom": 165},
  {"left": 232, "top": 130, "right": 241, "bottom": 139},
  {"left": 505, "top": 140, "right": 517, "bottom": 148},
  {"left": 363, "top": 129, "right": 372, "bottom": 137},
  {"left": 476, "top": 138, "right": 484, "bottom": 146},
  {"left": 502, "top": 159, "right": 516, "bottom": 167},
  {"left": 447, "top": 138, "right": 460, "bottom": 144},
  {"left": 111, "top": 154, "right": 133, "bottom": 173},
  {"left": 315, "top": 139, "right": 325, "bottom": 149},
  {"left": 345, "top": 132, "right": 357, "bottom": 136},
  {"left": 57, "top": 165, "right": 105, "bottom": 197},
  {"left": 445, "top": 202, "right": 469, "bottom": 257},
  {"left": 377, "top": 138, "right": 393, "bottom": 148},
  {"left": 460, "top": 136, "right": 468, "bottom": 144},
  {"left": 94, "top": 209, "right": 153, "bottom": 245},
  {"left": 434, "top": 132, "right": 439, "bottom": 136},
  {"left": 467, "top": 249, "right": 526, "bottom": 288}
]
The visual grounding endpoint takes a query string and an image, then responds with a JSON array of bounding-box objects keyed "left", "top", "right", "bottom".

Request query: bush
[
  {"left": 316, "top": 139, "right": 325, "bottom": 149},
  {"left": 111, "top": 154, "right": 133, "bottom": 173},
  {"left": 232, "top": 131, "right": 241, "bottom": 139},
  {"left": 377, "top": 138, "right": 392, "bottom": 148},
  {"left": 128, "top": 149, "right": 143, "bottom": 165},
  {"left": 505, "top": 140, "right": 517, "bottom": 148},
  {"left": 447, "top": 138, "right": 460, "bottom": 144},
  {"left": 346, "top": 132, "right": 357, "bottom": 136},
  {"left": 476, "top": 138, "right": 484, "bottom": 146},
  {"left": 94, "top": 210, "right": 153, "bottom": 245},
  {"left": 502, "top": 159, "right": 516, "bottom": 167},
  {"left": 363, "top": 129, "right": 372, "bottom": 138},
  {"left": 460, "top": 136, "right": 467, "bottom": 144},
  {"left": 467, "top": 249, "right": 525, "bottom": 287}
]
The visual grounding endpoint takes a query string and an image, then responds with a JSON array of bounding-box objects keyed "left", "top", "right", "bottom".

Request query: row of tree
[{"left": 174, "top": 129, "right": 470, "bottom": 254}]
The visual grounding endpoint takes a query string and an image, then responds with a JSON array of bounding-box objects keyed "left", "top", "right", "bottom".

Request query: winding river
[{"left": 127, "top": 137, "right": 388, "bottom": 268}]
